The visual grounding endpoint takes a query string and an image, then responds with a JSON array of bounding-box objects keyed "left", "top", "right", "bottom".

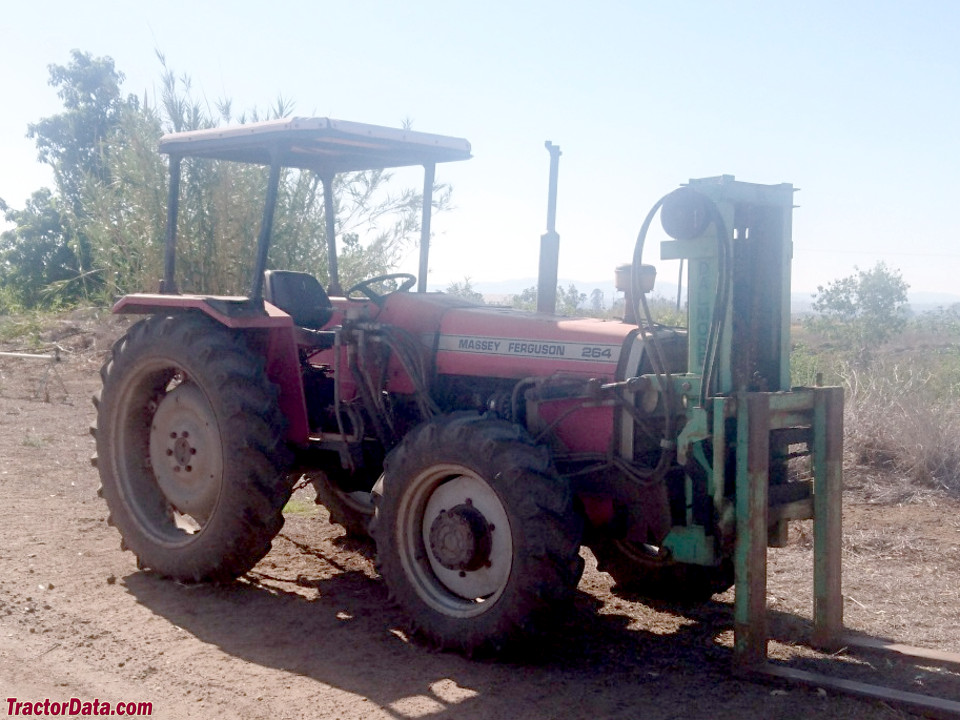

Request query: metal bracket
[
  {"left": 0, "top": 348, "right": 69, "bottom": 402},
  {"left": 733, "top": 387, "right": 844, "bottom": 665}
]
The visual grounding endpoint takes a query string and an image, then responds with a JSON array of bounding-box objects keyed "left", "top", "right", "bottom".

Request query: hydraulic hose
[
  {"left": 696, "top": 202, "right": 731, "bottom": 406},
  {"left": 625, "top": 187, "right": 731, "bottom": 488},
  {"left": 627, "top": 195, "right": 675, "bottom": 484},
  {"left": 631, "top": 188, "right": 731, "bottom": 405}
]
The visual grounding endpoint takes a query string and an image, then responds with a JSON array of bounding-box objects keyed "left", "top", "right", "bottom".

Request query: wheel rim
[
  {"left": 340, "top": 490, "right": 374, "bottom": 515},
  {"left": 114, "top": 360, "right": 223, "bottom": 546},
  {"left": 610, "top": 539, "right": 669, "bottom": 566},
  {"left": 148, "top": 383, "right": 223, "bottom": 523},
  {"left": 397, "top": 464, "right": 512, "bottom": 618}
]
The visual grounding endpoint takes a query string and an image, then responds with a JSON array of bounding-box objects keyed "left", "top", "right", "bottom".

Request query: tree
[
  {"left": 0, "top": 190, "right": 82, "bottom": 307},
  {"left": 3, "top": 50, "right": 450, "bottom": 305},
  {"left": 26, "top": 51, "right": 139, "bottom": 285},
  {"left": 95, "top": 56, "right": 447, "bottom": 296},
  {"left": 1, "top": 52, "right": 133, "bottom": 307},
  {"left": 1, "top": 51, "right": 139, "bottom": 307},
  {"left": 510, "top": 286, "right": 537, "bottom": 311},
  {"left": 589, "top": 288, "right": 604, "bottom": 315},
  {"left": 28, "top": 51, "right": 136, "bottom": 212},
  {"left": 809, "top": 262, "right": 909, "bottom": 349},
  {"left": 557, "top": 283, "right": 586, "bottom": 316},
  {"left": 509, "top": 283, "right": 585, "bottom": 315},
  {"left": 444, "top": 277, "right": 485, "bottom": 304}
]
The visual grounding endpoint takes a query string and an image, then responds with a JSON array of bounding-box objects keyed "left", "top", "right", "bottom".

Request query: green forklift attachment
[{"left": 647, "top": 176, "right": 843, "bottom": 662}]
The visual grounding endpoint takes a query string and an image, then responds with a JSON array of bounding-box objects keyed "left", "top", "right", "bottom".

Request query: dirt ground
[{"left": 1, "top": 310, "right": 958, "bottom": 720}]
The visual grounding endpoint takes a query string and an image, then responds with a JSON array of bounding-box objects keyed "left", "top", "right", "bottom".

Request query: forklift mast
[{"left": 661, "top": 175, "right": 795, "bottom": 395}]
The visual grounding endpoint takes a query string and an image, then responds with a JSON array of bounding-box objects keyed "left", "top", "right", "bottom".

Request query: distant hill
[
  {"left": 427, "top": 276, "right": 683, "bottom": 308},
  {"left": 792, "top": 290, "right": 960, "bottom": 316},
  {"left": 429, "top": 276, "right": 960, "bottom": 316},
  {"left": 905, "top": 291, "right": 960, "bottom": 314}
]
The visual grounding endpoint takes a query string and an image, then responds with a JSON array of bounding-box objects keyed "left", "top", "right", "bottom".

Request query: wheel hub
[
  {"left": 418, "top": 472, "right": 513, "bottom": 603},
  {"left": 428, "top": 502, "right": 493, "bottom": 571},
  {"left": 148, "top": 383, "right": 222, "bottom": 522},
  {"left": 172, "top": 436, "right": 193, "bottom": 467}
]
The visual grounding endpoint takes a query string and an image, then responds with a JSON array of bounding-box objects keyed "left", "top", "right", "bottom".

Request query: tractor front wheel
[
  {"left": 93, "top": 314, "right": 291, "bottom": 582},
  {"left": 372, "top": 413, "right": 583, "bottom": 655}
]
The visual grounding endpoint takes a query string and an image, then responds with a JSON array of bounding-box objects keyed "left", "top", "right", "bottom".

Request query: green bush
[{"left": 807, "top": 262, "right": 909, "bottom": 352}]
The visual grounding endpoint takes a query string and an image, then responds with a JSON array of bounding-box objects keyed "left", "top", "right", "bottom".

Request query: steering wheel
[{"left": 345, "top": 273, "right": 417, "bottom": 304}]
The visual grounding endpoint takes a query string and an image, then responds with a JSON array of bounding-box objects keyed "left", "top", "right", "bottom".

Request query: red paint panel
[
  {"left": 265, "top": 326, "right": 310, "bottom": 445},
  {"left": 436, "top": 307, "right": 631, "bottom": 380},
  {"left": 537, "top": 398, "right": 613, "bottom": 454},
  {"left": 113, "top": 294, "right": 293, "bottom": 328},
  {"left": 113, "top": 294, "right": 311, "bottom": 444}
]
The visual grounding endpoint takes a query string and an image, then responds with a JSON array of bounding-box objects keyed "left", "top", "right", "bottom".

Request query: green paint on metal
[
  {"left": 662, "top": 525, "right": 716, "bottom": 565},
  {"left": 734, "top": 393, "right": 771, "bottom": 665},
  {"left": 812, "top": 387, "right": 844, "bottom": 649},
  {"left": 685, "top": 250, "right": 718, "bottom": 378},
  {"left": 676, "top": 406, "right": 709, "bottom": 466},
  {"left": 660, "top": 237, "right": 717, "bottom": 260},
  {"left": 711, "top": 396, "right": 730, "bottom": 510},
  {"left": 646, "top": 177, "right": 843, "bottom": 669}
]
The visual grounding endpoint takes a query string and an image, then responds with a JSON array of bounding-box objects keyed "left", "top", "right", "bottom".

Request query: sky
[{"left": 2, "top": 1, "right": 959, "bottom": 300}]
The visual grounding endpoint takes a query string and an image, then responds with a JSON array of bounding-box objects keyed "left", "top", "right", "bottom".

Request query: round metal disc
[
  {"left": 421, "top": 473, "right": 511, "bottom": 601},
  {"left": 148, "top": 383, "right": 223, "bottom": 522}
]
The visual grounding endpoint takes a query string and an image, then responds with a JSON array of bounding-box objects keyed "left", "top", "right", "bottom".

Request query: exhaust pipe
[{"left": 537, "top": 141, "right": 561, "bottom": 314}]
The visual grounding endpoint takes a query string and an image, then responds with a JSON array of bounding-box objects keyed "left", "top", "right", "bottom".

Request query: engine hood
[
  {"left": 433, "top": 304, "right": 640, "bottom": 380},
  {"left": 343, "top": 291, "right": 683, "bottom": 383}
]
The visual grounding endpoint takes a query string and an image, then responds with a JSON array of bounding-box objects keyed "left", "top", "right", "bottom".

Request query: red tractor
[{"left": 95, "top": 117, "right": 823, "bottom": 656}]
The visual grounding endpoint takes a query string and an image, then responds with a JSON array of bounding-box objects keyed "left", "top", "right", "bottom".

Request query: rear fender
[{"left": 113, "top": 294, "right": 310, "bottom": 444}]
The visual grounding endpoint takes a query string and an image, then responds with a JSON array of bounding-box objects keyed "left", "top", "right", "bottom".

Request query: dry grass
[
  {"left": 842, "top": 526, "right": 929, "bottom": 561},
  {"left": 841, "top": 358, "right": 960, "bottom": 498},
  {"left": 794, "top": 317, "right": 960, "bottom": 502}
]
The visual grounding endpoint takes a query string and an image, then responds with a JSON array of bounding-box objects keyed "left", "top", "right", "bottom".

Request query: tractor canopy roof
[{"left": 158, "top": 117, "right": 472, "bottom": 174}]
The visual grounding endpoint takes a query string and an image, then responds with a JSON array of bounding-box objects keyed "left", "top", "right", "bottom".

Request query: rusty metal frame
[
  {"left": 417, "top": 163, "right": 436, "bottom": 294},
  {"left": 753, "top": 664, "right": 960, "bottom": 719},
  {"left": 812, "top": 386, "right": 843, "bottom": 647},
  {"left": 154, "top": 117, "right": 471, "bottom": 300},
  {"left": 734, "top": 387, "right": 844, "bottom": 665},
  {"left": 732, "top": 386, "right": 960, "bottom": 717},
  {"left": 0, "top": 349, "right": 69, "bottom": 402},
  {"left": 734, "top": 391, "right": 771, "bottom": 664},
  {"left": 161, "top": 155, "right": 181, "bottom": 294}
]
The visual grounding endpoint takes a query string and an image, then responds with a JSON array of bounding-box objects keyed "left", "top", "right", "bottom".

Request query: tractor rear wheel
[
  {"left": 93, "top": 314, "right": 291, "bottom": 582},
  {"left": 372, "top": 413, "right": 583, "bottom": 655},
  {"left": 591, "top": 538, "right": 733, "bottom": 602}
]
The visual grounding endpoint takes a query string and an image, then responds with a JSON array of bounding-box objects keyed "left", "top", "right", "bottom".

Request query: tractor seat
[{"left": 263, "top": 270, "right": 336, "bottom": 350}]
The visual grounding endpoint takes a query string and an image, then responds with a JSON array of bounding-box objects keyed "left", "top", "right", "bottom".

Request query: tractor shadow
[{"left": 121, "top": 531, "right": 936, "bottom": 720}]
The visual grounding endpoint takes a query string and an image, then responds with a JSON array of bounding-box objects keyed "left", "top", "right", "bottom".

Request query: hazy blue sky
[{"left": 2, "top": 1, "right": 958, "bottom": 298}]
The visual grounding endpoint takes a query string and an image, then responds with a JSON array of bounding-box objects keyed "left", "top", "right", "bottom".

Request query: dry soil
[{"left": 0, "top": 310, "right": 958, "bottom": 719}]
